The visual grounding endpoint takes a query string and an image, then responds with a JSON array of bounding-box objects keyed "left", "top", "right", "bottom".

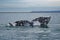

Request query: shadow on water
[
  {"left": 40, "top": 24, "right": 49, "bottom": 28},
  {"left": 0, "top": 24, "right": 50, "bottom": 31}
]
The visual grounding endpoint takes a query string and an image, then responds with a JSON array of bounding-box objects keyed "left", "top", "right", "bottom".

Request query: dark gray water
[
  {"left": 0, "top": 13, "right": 60, "bottom": 40},
  {"left": 0, "top": 24, "right": 60, "bottom": 40}
]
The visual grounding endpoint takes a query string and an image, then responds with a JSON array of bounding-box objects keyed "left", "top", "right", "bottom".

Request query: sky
[{"left": 0, "top": 0, "right": 60, "bottom": 12}]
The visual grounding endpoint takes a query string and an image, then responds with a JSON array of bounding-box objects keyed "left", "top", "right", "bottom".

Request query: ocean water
[{"left": 0, "top": 13, "right": 60, "bottom": 40}]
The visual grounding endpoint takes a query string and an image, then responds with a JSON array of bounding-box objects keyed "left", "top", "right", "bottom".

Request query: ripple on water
[{"left": 0, "top": 24, "right": 60, "bottom": 40}]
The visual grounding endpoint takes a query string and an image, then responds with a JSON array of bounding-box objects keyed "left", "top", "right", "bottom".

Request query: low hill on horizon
[{"left": 31, "top": 11, "right": 60, "bottom": 13}]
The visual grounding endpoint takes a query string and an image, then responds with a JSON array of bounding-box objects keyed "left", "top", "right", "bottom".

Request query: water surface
[{"left": 0, "top": 13, "right": 60, "bottom": 40}]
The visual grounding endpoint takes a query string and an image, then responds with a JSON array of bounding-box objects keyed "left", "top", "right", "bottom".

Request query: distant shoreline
[
  {"left": 0, "top": 11, "right": 60, "bottom": 13},
  {"left": 31, "top": 11, "right": 60, "bottom": 13}
]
